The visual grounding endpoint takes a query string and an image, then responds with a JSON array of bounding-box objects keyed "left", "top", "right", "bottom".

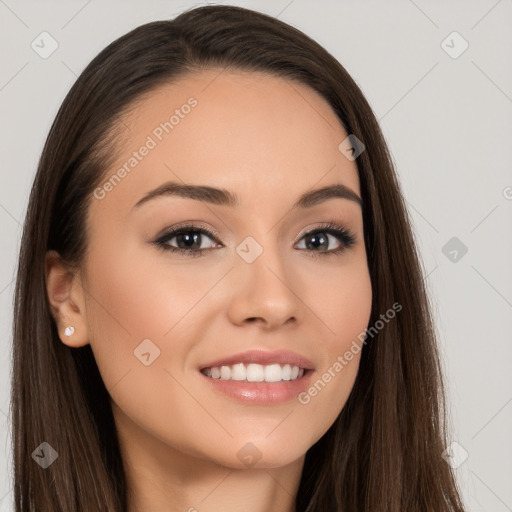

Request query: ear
[{"left": 45, "top": 249, "right": 90, "bottom": 348}]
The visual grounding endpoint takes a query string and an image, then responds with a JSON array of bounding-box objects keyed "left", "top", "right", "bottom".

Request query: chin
[{"left": 209, "top": 438, "right": 309, "bottom": 471}]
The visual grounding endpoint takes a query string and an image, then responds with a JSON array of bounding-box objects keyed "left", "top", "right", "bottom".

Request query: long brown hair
[{"left": 11, "top": 5, "right": 466, "bottom": 511}]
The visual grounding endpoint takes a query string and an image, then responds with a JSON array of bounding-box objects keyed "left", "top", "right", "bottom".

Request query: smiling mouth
[{"left": 200, "top": 362, "right": 309, "bottom": 382}]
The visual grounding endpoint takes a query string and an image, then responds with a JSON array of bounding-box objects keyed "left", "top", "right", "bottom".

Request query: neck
[{"left": 113, "top": 403, "right": 304, "bottom": 512}]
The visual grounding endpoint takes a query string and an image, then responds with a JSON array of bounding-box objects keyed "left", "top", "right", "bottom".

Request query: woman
[{"left": 11, "top": 4, "right": 467, "bottom": 511}]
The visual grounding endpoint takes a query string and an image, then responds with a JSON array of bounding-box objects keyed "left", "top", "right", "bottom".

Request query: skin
[{"left": 45, "top": 69, "right": 372, "bottom": 512}]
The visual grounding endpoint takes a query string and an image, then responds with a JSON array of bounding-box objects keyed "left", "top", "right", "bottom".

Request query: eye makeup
[{"left": 152, "top": 220, "right": 357, "bottom": 259}]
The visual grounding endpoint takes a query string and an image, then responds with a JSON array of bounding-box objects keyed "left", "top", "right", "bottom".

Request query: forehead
[{"left": 93, "top": 69, "right": 361, "bottom": 217}]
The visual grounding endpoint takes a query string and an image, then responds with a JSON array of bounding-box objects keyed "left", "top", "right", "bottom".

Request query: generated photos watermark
[
  {"left": 93, "top": 97, "right": 198, "bottom": 200},
  {"left": 297, "top": 301, "right": 402, "bottom": 405}
]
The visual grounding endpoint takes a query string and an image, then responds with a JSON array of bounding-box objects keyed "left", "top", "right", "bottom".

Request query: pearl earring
[{"left": 64, "top": 326, "right": 75, "bottom": 337}]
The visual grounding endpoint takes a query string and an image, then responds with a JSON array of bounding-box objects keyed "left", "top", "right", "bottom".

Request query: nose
[{"left": 226, "top": 246, "right": 302, "bottom": 331}]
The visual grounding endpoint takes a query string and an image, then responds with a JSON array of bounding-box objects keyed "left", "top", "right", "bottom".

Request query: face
[{"left": 48, "top": 69, "right": 372, "bottom": 470}]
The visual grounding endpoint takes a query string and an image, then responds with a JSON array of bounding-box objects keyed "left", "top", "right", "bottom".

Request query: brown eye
[
  {"left": 154, "top": 224, "right": 221, "bottom": 257},
  {"left": 295, "top": 223, "right": 356, "bottom": 257}
]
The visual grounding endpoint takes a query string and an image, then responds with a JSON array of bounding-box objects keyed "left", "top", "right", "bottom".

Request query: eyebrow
[{"left": 132, "top": 181, "right": 363, "bottom": 211}]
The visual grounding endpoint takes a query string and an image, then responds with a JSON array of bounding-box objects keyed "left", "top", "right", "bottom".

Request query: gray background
[{"left": 1, "top": 0, "right": 511, "bottom": 510}]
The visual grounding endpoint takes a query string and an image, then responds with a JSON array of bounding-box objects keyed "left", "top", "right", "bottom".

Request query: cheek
[
  {"left": 81, "top": 239, "right": 200, "bottom": 389},
  {"left": 294, "top": 260, "right": 372, "bottom": 432},
  {"left": 81, "top": 242, "right": 219, "bottom": 453},
  {"left": 306, "top": 258, "right": 373, "bottom": 348}
]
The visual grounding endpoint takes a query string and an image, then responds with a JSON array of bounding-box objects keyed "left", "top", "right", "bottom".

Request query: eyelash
[{"left": 153, "top": 221, "right": 356, "bottom": 259}]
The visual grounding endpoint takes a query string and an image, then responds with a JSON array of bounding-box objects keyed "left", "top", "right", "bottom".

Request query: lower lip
[{"left": 199, "top": 370, "right": 314, "bottom": 404}]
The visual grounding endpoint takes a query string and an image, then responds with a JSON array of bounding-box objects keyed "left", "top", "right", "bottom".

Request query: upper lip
[{"left": 199, "top": 349, "right": 315, "bottom": 371}]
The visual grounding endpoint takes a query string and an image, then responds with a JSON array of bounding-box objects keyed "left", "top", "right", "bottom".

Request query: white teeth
[
  {"left": 264, "top": 364, "right": 283, "bottom": 383},
  {"left": 220, "top": 365, "right": 231, "bottom": 380},
  {"left": 231, "top": 363, "right": 246, "bottom": 381},
  {"left": 201, "top": 362, "right": 306, "bottom": 382},
  {"left": 281, "top": 364, "right": 292, "bottom": 380},
  {"left": 247, "top": 363, "right": 264, "bottom": 382}
]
